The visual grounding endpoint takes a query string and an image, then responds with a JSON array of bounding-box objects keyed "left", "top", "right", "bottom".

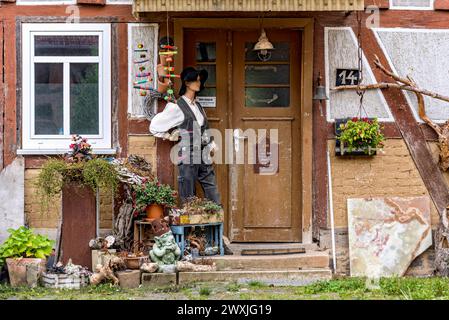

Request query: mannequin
[{"left": 150, "top": 66, "right": 221, "bottom": 207}]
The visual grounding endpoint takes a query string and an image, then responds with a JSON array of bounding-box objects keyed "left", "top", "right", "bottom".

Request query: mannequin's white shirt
[{"left": 149, "top": 95, "right": 204, "bottom": 137}]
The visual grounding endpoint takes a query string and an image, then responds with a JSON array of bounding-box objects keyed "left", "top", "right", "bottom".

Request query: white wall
[
  {"left": 325, "top": 27, "right": 393, "bottom": 122},
  {"left": 375, "top": 28, "right": 449, "bottom": 123},
  {"left": 0, "top": 158, "right": 25, "bottom": 244}
]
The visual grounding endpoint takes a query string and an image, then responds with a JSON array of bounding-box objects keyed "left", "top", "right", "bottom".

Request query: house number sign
[{"left": 336, "top": 69, "right": 360, "bottom": 86}]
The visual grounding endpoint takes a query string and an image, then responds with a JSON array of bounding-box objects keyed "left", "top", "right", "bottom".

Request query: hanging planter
[{"left": 335, "top": 117, "right": 385, "bottom": 156}]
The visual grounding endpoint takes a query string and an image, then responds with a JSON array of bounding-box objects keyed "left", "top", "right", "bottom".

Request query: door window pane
[
  {"left": 245, "top": 64, "right": 290, "bottom": 85},
  {"left": 196, "top": 64, "right": 216, "bottom": 86},
  {"left": 245, "top": 87, "right": 290, "bottom": 108},
  {"left": 196, "top": 42, "right": 216, "bottom": 62},
  {"left": 34, "top": 63, "right": 64, "bottom": 135},
  {"left": 197, "top": 87, "right": 216, "bottom": 98},
  {"left": 245, "top": 42, "right": 289, "bottom": 62},
  {"left": 70, "top": 63, "right": 99, "bottom": 134},
  {"left": 35, "top": 35, "right": 99, "bottom": 56}
]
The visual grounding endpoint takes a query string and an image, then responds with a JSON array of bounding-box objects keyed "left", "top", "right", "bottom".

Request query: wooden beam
[
  {"left": 360, "top": 24, "right": 449, "bottom": 214},
  {"left": 0, "top": 20, "right": 4, "bottom": 171}
]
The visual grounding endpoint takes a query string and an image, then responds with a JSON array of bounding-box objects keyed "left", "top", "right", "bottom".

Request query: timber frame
[{"left": 172, "top": 18, "right": 314, "bottom": 243}]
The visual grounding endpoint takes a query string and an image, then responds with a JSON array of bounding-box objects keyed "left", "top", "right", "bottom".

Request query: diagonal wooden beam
[{"left": 359, "top": 24, "right": 449, "bottom": 214}]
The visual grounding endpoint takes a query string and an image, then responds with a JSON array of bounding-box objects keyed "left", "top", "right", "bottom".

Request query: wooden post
[{"left": 60, "top": 182, "right": 97, "bottom": 270}]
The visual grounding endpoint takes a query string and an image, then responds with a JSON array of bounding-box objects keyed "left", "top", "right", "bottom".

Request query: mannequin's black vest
[{"left": 176, "top": 97, "right": 210, "bottom": 161}]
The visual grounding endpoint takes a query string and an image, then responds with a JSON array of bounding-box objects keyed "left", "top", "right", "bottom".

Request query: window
[
  {"left": 21, "top": 23, "right": 112, "bottom": 153},
  {"left": 389, "top": 0, "right": 434, "bottom": 9}
]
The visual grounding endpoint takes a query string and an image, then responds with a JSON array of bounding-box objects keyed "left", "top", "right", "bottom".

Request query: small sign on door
[
  {"left": 336, "top": 69, "right": 360, "bottom": 86},
  {"left": 197, "top": 96, "right": 216, "bottom": 108}
]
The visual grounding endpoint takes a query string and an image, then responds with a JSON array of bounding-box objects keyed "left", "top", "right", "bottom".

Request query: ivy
[{"left": 35, "top": 158, "right": 119, "bottom": 213}]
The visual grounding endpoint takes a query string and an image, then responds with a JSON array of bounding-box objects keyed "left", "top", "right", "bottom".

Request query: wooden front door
[{"left": 183, "top": 28, "right": 302, "bottom": 242}]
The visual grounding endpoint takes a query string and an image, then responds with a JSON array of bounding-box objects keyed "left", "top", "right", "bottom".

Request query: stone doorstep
[
  {"left": 177, "top": 269, "right": 333, "bottom": 286},
  {"left": 209, "top": 251, "right": 330, "bottom": 271}
]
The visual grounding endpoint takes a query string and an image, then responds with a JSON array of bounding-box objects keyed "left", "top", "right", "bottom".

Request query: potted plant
[
  {"left": 134, "top": 178, "right": 177, "bottom": 220},
  {"left": 174, "top": 196, "right": 223, "bottom": 225},
  {"left": 0, "top": 227, "right": 54, "bottom": 287},
  {"left": 335, "top": 117, "right": 385, "bottom": 156}
]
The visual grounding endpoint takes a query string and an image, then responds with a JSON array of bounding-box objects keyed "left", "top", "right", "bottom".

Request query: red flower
[
  {"left": 362, "top": 117, "right": 369, "bottom": 122},
  {"left": 351, "top": 117, "right": 358, "bottom": 122}
]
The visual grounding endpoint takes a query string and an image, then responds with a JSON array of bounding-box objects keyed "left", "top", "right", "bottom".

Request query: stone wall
[{"left": 323, "top": 138, "right": 441, "bottom": 276}]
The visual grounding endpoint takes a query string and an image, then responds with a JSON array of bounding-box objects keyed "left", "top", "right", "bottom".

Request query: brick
[{"left": 434, "top": 0, "right": 449, "bottom": 10}]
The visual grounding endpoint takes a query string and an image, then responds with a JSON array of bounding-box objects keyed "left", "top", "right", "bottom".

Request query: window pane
[
  {"left": 196, "top": 42, "right": 216, "bottom": 62},
  {"left": 245, "top": 87, "right": 290, "bottom": 108},
  {"left": 70, "top": 63, "right": 99, "bottom": 134},
  {"left": 196, "top": 65, "right": 216, "bottom": 86},
  {"left": 245, "top": 64, "right": 290, "bottom": 85},
  {"left": 35, "top": 35, "right": 99, "bottom": 56},
  {"left": 35, "top": 63, "right": 64, "bottom": 135},
  {"left": 245, "top": 41, "right": 289, "bottom": 62}
]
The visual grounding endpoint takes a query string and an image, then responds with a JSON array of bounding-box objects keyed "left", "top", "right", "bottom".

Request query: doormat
[{"left": 241, "top": 248, "right": 306, "bottom": 255}]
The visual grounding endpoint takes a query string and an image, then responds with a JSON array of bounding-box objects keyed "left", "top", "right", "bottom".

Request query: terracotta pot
[
  {"left": 146, "top": 204, "right": 164, "bottom": 220},
  {"left": 125, "top": 257, "right": 148, "bottom": 270},
  {"left": 6, "top": 258, "right": 46, "bottom": 287}
]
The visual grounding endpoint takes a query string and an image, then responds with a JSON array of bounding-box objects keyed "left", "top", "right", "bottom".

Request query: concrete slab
[
  {"left": 178, "top": 269, "right": 332, "bottom": 286},
  {"left": 141, "top": 272, "right": 176, "bottom": 286},
  {"left": 117, "top": 270, "right": 141, "bottom": 289}
]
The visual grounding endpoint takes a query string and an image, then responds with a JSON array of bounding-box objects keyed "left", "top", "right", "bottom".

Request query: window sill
[{"left": 16, "top": 148, "right": 117, "bottom": 155}]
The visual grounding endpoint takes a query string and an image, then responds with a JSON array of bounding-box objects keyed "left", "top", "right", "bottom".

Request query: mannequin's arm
[{"left": 149, "top": 102, "right": 184, "bottom": 140}]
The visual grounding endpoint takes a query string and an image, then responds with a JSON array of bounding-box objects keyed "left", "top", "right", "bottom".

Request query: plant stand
[
  {"left": 170, "top": 222, "right": 224, "bottom": 257},
  {"left": 60, "top": 182, "right": 97, "bottom": 269}
]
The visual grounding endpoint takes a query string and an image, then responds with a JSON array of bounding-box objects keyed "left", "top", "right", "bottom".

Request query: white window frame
[
  {"left": 20, "top": 23, "right": 113, "bottom": 154},
  {"left": 389, "top": 0, "right": 434, "bottom": 10}
]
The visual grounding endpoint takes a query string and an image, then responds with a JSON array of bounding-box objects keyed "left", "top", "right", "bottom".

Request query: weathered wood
[
  {"left": 60, "top": 183, "right": 97, "bottom": 269},
  {"left": 333, "top": 83, "right": 449, "bottom": 104},
  {"left": 0, "top": 20, "right": 4, "bottom": 171}
]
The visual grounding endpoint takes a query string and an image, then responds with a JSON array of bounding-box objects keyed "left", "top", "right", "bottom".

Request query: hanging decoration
[{"left": 132, "top": 42, "right": 153, "bottom": 97}]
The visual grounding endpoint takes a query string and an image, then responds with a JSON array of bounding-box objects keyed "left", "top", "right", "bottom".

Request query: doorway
[{"left": 175, "top": 19, "right": 314, "bottom": 243}]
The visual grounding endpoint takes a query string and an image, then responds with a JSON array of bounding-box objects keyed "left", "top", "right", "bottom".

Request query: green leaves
[
  {"left": 337, "top": 118, "right": 385, "bottom": 154},
  {"left": 134, "top": 179, "right": 177, "bottom": 211},
  {"left": 0, "top": 227, "right": 55, "bottom": 266},
  {"left": 35, "top": 158, "right": 119, "bottom": 213}
]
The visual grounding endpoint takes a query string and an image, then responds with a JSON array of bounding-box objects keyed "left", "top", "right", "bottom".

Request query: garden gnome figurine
[
  {"left": 149, "top": 219, "right": 181, "bottom": 272},
  {"left": 149, "top": 65, "right": 222, "bottom": 207}
]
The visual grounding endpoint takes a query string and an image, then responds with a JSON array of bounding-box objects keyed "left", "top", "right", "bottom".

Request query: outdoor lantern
[
  {"left": 253, "top": 28, "right": 275, "bottom": 62},
  {"left": 313, "top": 73, "right": 329, "bottom": 101}
]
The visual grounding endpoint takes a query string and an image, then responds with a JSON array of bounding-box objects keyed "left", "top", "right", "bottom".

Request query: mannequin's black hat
[{"left": 178, "top": 66, "right": 208, "bottom": 96}]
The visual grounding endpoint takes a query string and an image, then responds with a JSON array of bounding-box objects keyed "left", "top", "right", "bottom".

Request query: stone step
[
  {"left": 177, "top": 269, "right": 332, "bottom": 286},
  {"left": 228, "top": 242, "right": 319, "bottom": 254},
  {"left": 209, "top": 250, "right": 330, "bottom": 271}
]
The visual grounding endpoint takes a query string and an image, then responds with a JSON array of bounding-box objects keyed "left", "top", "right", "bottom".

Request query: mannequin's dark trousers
[{"left": 177, "top": 162, "right": 221, "bottom": 206}]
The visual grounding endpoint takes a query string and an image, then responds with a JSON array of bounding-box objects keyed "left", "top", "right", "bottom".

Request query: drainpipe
[{"left": 326, "top": 149, "right": 337, "bottom": 274}]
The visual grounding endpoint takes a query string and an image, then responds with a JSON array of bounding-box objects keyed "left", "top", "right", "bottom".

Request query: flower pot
[
  {"left": 146, "top": 204, "right": 164, "bottom": 220},
  {"left": 124, "top": 256, "right": 149, "bottom": 270},
  {"left": 6, "top": 258, "right": 46, "bottom": 287}
]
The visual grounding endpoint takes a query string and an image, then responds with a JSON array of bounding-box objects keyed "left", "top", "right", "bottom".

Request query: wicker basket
[{"left": 41, "top": 273, "right": 89, "bottom": 289}]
